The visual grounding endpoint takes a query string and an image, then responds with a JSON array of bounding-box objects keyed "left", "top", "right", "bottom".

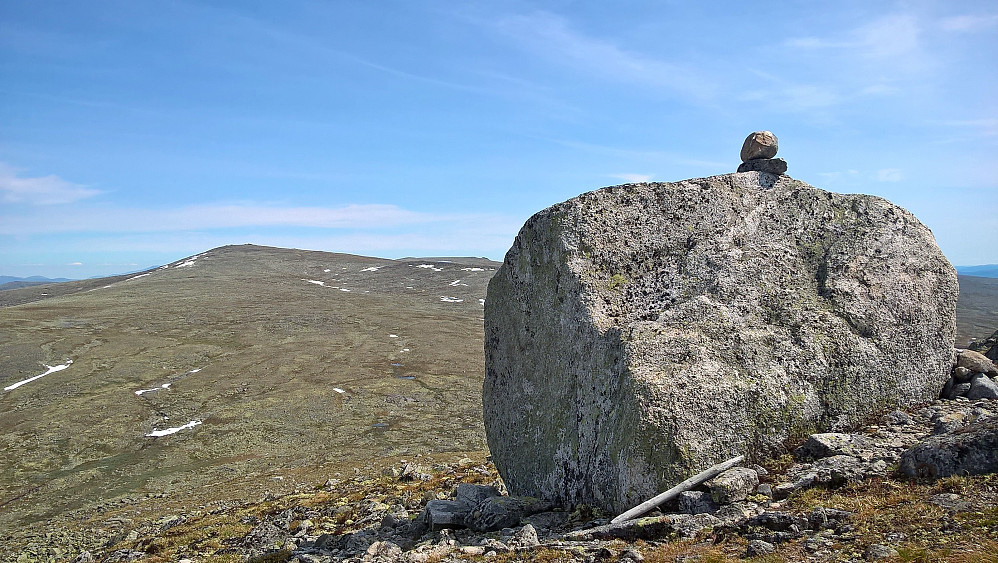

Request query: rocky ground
[{"left": 7, "top": 394, "right": 997, "bottom": 563}]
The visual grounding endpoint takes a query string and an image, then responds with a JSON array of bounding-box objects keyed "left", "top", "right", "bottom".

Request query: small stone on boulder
[
  {"left": 737, "top": 157, "right": 787, "bottom": 175},
  {"left": 740, "top": 131, "right": 779, "bottom": 161}
]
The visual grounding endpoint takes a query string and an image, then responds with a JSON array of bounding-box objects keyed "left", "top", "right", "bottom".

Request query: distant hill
[
  {"left": 0, "top": 275, "right": 72, "bottom": 290},
  {"left": 956, "top": 274, "right": 998, "bottom": 346},
  {"left": 955, "top": 264, "right": 998, "bottom": 278},
  {"left": 0, "top": 244, "right": 500, "bottom": 535}
]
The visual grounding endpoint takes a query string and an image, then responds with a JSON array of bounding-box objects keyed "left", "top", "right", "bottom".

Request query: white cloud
[
  {"left": 494, "top": 12, "right": 715, "bottom": 102},
  {"left": 0, "top": 163, "right": 101, "bottom": 205},
  {"left": 609, "top": 173, "right": 653, "bottom": 183},
  {"left": 934, "top": 118, "right": 998, "bottom": 137},
  {"left": 0, "top": 203, "right": 436, "bottom": 234},
  {"left": 940, "top": 14, "right": 998, "bottom": 33},
  {"left": 876, "top": 168, "right": 903, "bottom": 182},
  {"left": 786, "top": 13, "right": 920, "bottom": 60},
  {"left": 68, "top": 262, "right": 83, "bottom": 266}
]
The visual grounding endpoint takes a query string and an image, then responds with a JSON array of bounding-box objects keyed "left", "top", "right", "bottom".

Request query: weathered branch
[{"left": 610, "top": 455, "right": 745, "bottom": 524}]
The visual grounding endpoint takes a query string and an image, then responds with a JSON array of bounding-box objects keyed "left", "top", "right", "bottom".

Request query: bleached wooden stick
[{"left": 610, "top": 454, "right": 745, "bottom": 524}]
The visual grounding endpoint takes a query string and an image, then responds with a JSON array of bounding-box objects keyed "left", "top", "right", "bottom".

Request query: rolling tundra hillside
[{"left": 0, "top": 245, "right": 498, "bottom": 533}]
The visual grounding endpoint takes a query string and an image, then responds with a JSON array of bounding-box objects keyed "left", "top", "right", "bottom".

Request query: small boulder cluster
[
  {"left": 941, "top": 348, "right": 998, "bottom": 401},
  {"left": 737, "top": 130, "right": 788, "bottom": 174}
]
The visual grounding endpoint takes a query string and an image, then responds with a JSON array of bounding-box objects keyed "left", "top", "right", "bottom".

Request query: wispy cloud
[
  {"left": 933, "top": 118, "right": 998, "bottom": 137},
  {"left": 0, "top": 203, "right": 441, "bottom": 235},
  {"left": 876, "top": 168, "right": 903, "bottom": 182},
  {"left": 493, "top": 12, "right": 716, "bottom": 102},
  {"left": 0, "top": 163, "right": 101, "bottom": 205},
  {"left": 939, "top": 14, "right": 998, "bottom": 33},
  {"left": 608, "top": 173, "right": 653, "bottom": 183},
  {"left": 786, "top": 13, "right": 920, "bottom": 60}
]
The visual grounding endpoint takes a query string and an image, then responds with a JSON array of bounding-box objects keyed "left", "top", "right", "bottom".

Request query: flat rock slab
[
  {"left": 484, "top": 173, "right": 957, "bottom": 514},
  {"left": 900, "top": 418, "right": 998, "bottom": 479}
]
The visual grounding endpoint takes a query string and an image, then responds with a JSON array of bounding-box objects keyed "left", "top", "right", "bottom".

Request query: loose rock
[
  {"left": 737, "top": 157, "right": 787, "bottom": 175},
  {"left": 957, "top": 349, "right": 998, "bottom": 377},
  {"left": 899, "top": 418, "right": 998, "bottom": 479},
  {"left": 740, "top": 131, "right": 779, "bottom": 161}
]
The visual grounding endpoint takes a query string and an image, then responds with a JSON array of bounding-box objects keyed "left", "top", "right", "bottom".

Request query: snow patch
[
  {"left": 448, "top": 279, "right": 468, "bottom": 286},
  {"left": 389, "top": 334, "right": 399, "bottom": 338},
  {"left": 333, "top": 387, "right": 346, "bottom": 394},
  {"left": 323, "top": 269, "right": 331, "bottom": 272},
  {"left": 440, "top": 296, "right": 463, "bottom": 303},
  {"left": 360, "top": 266, "right": 380, "bottom": 272},
  {"left": 4, "top": 360, "right": 73, "bottom": 391},
  {"left": 127, "top": 273, "right": 151, "bottom": 281},
  {"left": 146, "top": 420, "right": 202, "bottom": 437},
  {"left": 479, "top": 299, "right": 486, "bottom": 306},
  {"left": 339, "top": 288, "right": 351, "bottom": 292},
  {"left": 135, "top": 383, "right": 171, "bottom": 396},
  {"left": 304, "top": 279, "right": 327, "bottom": 287},
  {"left": 416, "top": 264, "right": 443, "bottom": 272},
  {"left": 461, "top": 267, "right": 486, "bottom": 272}
]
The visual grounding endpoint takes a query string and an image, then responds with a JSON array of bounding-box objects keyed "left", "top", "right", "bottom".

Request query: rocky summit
[{"left": 483, "top": 168, "right": 958, "bottom": 515}]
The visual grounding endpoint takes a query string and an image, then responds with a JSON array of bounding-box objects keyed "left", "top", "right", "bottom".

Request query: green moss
[{"left": 608, "top": 274, "right": 629, "bottom": 291}]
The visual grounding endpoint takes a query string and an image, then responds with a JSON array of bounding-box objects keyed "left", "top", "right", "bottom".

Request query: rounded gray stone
[{"left": 740, "top": 131, "right": 779, "bottom": 161}]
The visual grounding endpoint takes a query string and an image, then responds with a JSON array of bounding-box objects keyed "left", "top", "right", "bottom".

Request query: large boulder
[{"left": 483, "top": 172, "right": 957, "bottom": 514}]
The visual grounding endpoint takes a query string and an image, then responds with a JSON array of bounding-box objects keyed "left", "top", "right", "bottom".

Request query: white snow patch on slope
[
  {"left": 479, "top": 299, "right": 486, "bottom": 305},
  {"left": 135, "top": 383, "right": 171, "bottom": 396},
  {"left": 324, "top": 269, "right": 331, "bottom": 272},
  {"left": 333, "top": 387, "right": 346, "bottom": 394},
  {"left": 389, "top": 334, "right": 399, "bottom": 338},
  {"left": 461, "top": 267, "right": 486, "bottom": 271},
  {"left": 440, "top": 296, "right": 463, "bottom": 303},
  {"left": 416, "top": 264, "right": 443, "bottom": 272},
  {"left": 127, "top": 273, "right": 151, "bottom": 281},
  {"left": 360, "top": 266, "right": 380, "bottom": 272},
  {"left": 304, "top": 279, "right": 327, "bottom": 287},
  {"left": 146, "top": 420, "right": 202, "bottom": 437},
  {"left": 448, "top": 279, "right": 467, "bottom": 286},
  {"left": 339, "top": 288, "right": 351, "bottom": 292},
  {"left": 4, "top": 360, "right": 73, "bottom": 391}
]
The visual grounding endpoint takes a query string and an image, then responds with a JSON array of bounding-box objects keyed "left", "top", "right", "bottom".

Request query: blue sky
[{"left": 1, "top": 1, "right": 996, "bottom": 279}]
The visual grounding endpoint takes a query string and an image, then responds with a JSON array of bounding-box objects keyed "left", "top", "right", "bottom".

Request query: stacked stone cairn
[{"left": 737, "top": 130, "right": 788, "bottom": 174}]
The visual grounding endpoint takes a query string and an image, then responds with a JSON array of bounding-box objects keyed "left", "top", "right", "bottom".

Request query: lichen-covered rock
[
  {"left": 796, "top": 433, "right": 870, "bottom": 460},
  {"left": 900, "top": 418, "right": 998, "bottom": 479},
  {"left": 463, "top": 496, "right": 552, "bottom": 532},
  {"left": 705, "top": 467, "right": 759, "bottom": 504},
  {"left": 484, "top": 172, "right": 957, "bottom": 514}
]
